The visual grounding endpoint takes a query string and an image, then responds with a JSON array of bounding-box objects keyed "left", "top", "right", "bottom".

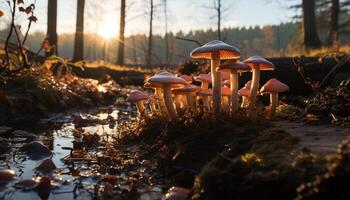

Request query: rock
[
  {"left": 20, "top": 141, "right": 52, "bottom": 160},
  {"left": 37, "top": 159, "right": 57, "bottom": 173},
  {"left": 0, "top": 169, "right": 16, "bottom": 186},
  {"left": 15, "top": 179, "right": 38, "bottom": 190},
  {"left": 163, "top": 186, "right": 190, "bottom": 200}
]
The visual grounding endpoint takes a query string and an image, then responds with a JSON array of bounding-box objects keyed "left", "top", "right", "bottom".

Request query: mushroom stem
[
  {"left": 248, "top": 65, "right": 260, "bottom": 119},
  {"left": 201, "top": 82, "right": 209, "bottom": 89},
  {"left": 269, "top": 92, "right": 278, "bottom": 118},
  {"left": 162, "top": 85, "right": 179, "bottom": 121},
  {"left": 241, "top": 96, "right": 249, "bottom": 108},
  {"left": 222, "top": 96, "right": 229, "bottom": 111},
  {"left": 174, "top": 94, "right": 182, "bottom": 111},
  {"left": 155, "top": 88, "right": 169, "bottom": 118},
  {"left": 136, "top": 101, "right": 148, "bottom": 118},
  {"left": 230, "top": 71, "right": 239, "bottom": 114},
  {"left": 181, "top": 95, "right": 189, "bottom": 111},
  {"left": 211, "top": 52, "right": 221, "bottom": 115},
  {"left": 203, "top": 96, "right": 210, "bottom": 112},
  {"left": 187, "top": 94, "right": 196, "bottom": 112}
]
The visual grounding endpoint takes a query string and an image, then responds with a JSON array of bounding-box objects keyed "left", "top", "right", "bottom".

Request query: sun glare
[{"left": 98, "top": 21, "right": 117, "bottom": 39}]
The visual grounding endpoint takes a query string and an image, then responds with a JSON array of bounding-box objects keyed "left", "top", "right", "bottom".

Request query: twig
[
  {"left": 319, "top": 54, "right": 350, "bottom": 89},
  {"left": 4, "top": 0, "right": 16, "bottom": 68},
  {"left": 175, "top": 36, "right": 202, "bottom": 46}
]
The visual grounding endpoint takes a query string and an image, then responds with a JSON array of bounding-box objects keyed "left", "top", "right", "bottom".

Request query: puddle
[{"left": 0, "top": 105, "right": 169, "bottom": 200}]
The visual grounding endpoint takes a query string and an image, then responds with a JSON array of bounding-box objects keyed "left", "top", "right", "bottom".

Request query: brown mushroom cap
[
  {"left": 223, "top": 80, "right": 230, "bottom": 87},
  {"left": 156, "top": 70, "right": 175, "bottom": 76},
  {"left": 172, "top": 84, "right": 200, "bottom": 95},
  {"left": 221, "top": 86, "right": 231, "bottom": 96},
  {"left": 244, "top": 56, "right": 274, "bottom": 71},
  {"left": 179, "top": 75, "right": 193, "bottom": 84},
  {"left": 190, "top": 40, "right": 240, "bottom": 60},
  {"left": 127, "top": 90, "right": 149, "bottom": 103},
  {"left": 194, "top": 73, "right": 212, "bottom": 83},
  {"left": 0, "top": 169, "right": 16, "bottom": 185},
  {"left": 217, "top": 60, "right": 251, "bottom": 72},
  {"left": 260, "top": 78, "right": 289, "bottom": 94},
  {"left": 197, "top": 88, "right": 213, "bottom": 96},
  {"left": 238, "top": 87, "right": 250, "bottom": 97},
  {"left": 148, "top": 74, "right": 188, "bottom": 88}
]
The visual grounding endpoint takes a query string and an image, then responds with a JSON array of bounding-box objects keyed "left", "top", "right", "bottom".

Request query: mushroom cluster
[{"left": 127, "top": 40, "right": 290, "bottom": 121}]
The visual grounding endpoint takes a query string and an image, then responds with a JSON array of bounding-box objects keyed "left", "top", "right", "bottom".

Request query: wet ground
[
  {"left": 274, "top": 121, "right": 350, "bottom": 154},
  {"left": 0, "top": 105, "right": 171, "bottom": 200}
]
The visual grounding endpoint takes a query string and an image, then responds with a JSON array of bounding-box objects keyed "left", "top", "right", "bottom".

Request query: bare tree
[
  {"left": 302, "top": 0, "right": 321, "bottom": 48},
  {"left": 146, "top": 0, "right": 153, "bottom": 67},
  {"left": 46, "top": 0, "right": 57, "bottom": 57},
  {"left": 215, "top": 0, "right": 222, "bottom": 40},
  {"left": 327, "top": 0, "right": 339, "bottom": 47},
  {"left": 163, "top": 0, "right": 169, "bottom": 65},
  {"left": 73, "top": 0, "right": 85, "bottom": 62},
  {"left": 116, "top": 0, "right": 126, "bottom": 65}
]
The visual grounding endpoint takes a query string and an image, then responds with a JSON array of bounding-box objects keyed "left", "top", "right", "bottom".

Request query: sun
[{"left": 98, "top": 21, "right": 117, "bottom": 39}]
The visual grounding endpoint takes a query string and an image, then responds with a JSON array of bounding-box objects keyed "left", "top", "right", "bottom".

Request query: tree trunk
[
  {"left": 132, "top": 36, "right": 138, "bottom": 64},
  {"left": 46, "top": 0, "right": 58, "bottom": 57},
  {"left": 327, "top": 0, "right": 339, "bottom": 47},
  {"left": 217, "top": 0, "right": 221, "bottom": 40},
  {"left": 116, "top": 0, "right": 126, "bottom": 65},
  {"left": 163, "top": 0, "right": 169, "bottom": 66},
  {"left": 73, "top": 0, "right": 85, "bottom": 62},
  {"left": 302, "top": 0, "right": 321, "bottom": 49},
  {"left": 146, "top": 0, "right": 153, "bottom": 67}
]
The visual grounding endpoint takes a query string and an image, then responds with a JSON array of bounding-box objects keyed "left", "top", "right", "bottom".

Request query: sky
[{"left": 0, "top": 0, "right": 297, "bottom": 37}]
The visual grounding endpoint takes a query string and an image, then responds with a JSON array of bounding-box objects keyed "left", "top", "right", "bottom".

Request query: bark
[
  {"left": 116, "top": 0, "right": 126, "bottom": 65},
  {"left": 46, "top": 0, "right": 58, "bottom": 57},
  {"left": 73, "top": 0, "right": 85, "bottom": 62},
  {"left": 302, "top": 0, "right": 321, "bottom": 49},
  {"left": 146, "top": 0, "right": 154, "bottom": 67},
  {"left": 327, "top": 0, "right": 339, "bottom": 47}
]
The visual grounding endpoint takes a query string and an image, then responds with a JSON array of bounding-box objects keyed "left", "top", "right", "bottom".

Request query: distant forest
[{"left": 1, "top": 21, "right": 350, "bottom": 66}]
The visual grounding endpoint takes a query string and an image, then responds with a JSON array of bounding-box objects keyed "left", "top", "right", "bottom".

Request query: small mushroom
[
  {"left": 191, "top": 40, "right": 240, "bottom": 115},
  {"left": 127, "top": 90, "right": 149, "bottom": 118},
  {"left": 179, "top": 75, "right": 193, "bottom": 84},
  {"left": 194, "top": 73, "right": 212, "bottom": 89},
  {"left": 196, "top": 88, "right": 213, "bottom": 113},
  {"left": 221, "top": 86, "right": 231, "bottom": 111},
  {"left": 217, "top": 60, "right": 250, "bottom": 114},
  {"left": 148, "top": 73, "right": 188, "bottom": 120},
  {"left": 173, "top": 84, "right": 200, "bottom": 113},
  {"left": 260, "top": 78, "right": 289, "bottom": 118},
  {"left": 144, "top": 82, "right": 169, "bottom": 117},
  {"left": 238, "top": 87, "right": 250, "bottom": 108},
  {"left": 244, "top": 56, "right": 274, "bottom": 119},
  {"left": 0, "top": 169, "right": 16, "bottom": 186}
]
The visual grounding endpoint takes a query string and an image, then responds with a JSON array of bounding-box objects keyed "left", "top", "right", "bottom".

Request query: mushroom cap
[
  {"left": 179, "top": 75, "right": 192, "bottom": 84},
  {"left": 221, "top": 86, "right": 231, "bottom": 96},
  {"left": 194, "top": 73, "right": 212, "bottom": 83},
  {"left": 148, "top": 74, "right": 188, "bottom": 88},
  {"left": 244, "top": 56, "right": 274, "bottom": 71},
  {"left": 260, "top": 78, "right": 289, "bottom": 94},
  {"left": 190, "top": 40, "right": 241, "bottom": 60},
  {"left": 173, "top": 84, "right": 200, "bottom": 94},
  {"left": 223, "top": 79, "right": 230, "bottom": 87},
  {"left": 217, "top": 60, "right": 251, "bottom": 73},
  {"left": 238, "top": 87, "right": 250, "bottom": 97},
  {"left": 245, "top": 80, "right": 252, "bottom": 89},
  {"left": 156, "top": 70, "right": 175, "bottom": 76},
  {"left": 0, "top": 169, "right": 16, "bottom": 185},
  {"left": 197, "top": 88, "right": 213, "bottom": 96},
  {"left": 127, "top": 90, "right": 149, "bottom": 103}
]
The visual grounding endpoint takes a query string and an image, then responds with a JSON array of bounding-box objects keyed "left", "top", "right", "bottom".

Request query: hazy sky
[{"left": 0, "top": 0, "right": 297, "bottom": 37}]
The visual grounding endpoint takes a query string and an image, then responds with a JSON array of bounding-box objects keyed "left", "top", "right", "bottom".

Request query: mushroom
[
  {"left": 148, "top": 73, "right": 188, "bottom": 120},
  {"left": 194, "top": 73, "right": 212, "bottom": 89},
  {"left": 196, "top": 88, "right": 212, "bottom": 113},
  {"left": 0, "top": 169, "right": 16, "bottom": 186},
  {"left": 172, "top": 84, "right": 200, "bottom": 113},
  {"left": 217, "top": 60, "right": 250, "bottom": 114},
  {"left": 190, "top": 40, "right": 240, "bottom": 115},
  {"left": 127, "top": 90, "right": 150, "bottom": 118},
  {"left": 144, "top": 82, "right": 169, "bottom": 117},
  {"left": 238, "top": 86, "right": 250, "bottom": 108},
  {"left": 243, "top": 56, "right": 274, "bottom": 119},
  {"left": 179, "top": 75, "right": 193, "bottom": 84},
  {"left": 221, "top": 86, "right": 231, "bottom": 112},
  {"left": 260, "top": 78, "right": 289, "bottom": 118}
]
